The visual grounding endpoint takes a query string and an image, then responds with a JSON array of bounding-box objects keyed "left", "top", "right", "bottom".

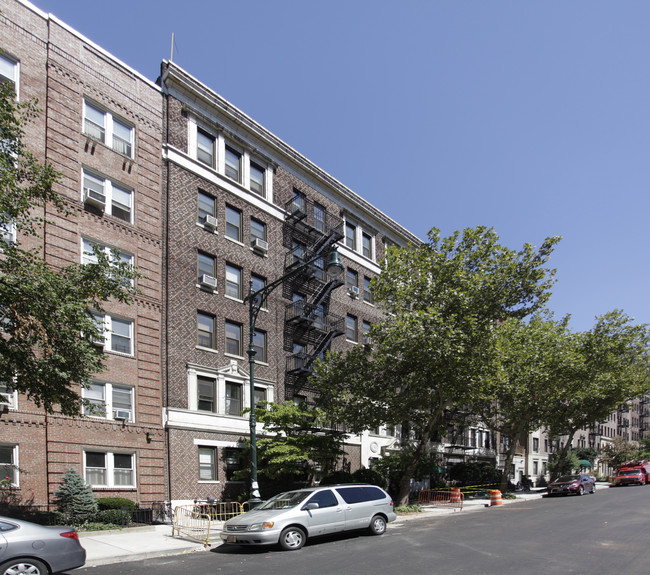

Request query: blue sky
[{"left": 32, "top": 0, "right": 649, "bottom": 332}]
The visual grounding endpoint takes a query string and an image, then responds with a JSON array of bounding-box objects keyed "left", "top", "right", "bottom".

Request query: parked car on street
[
  {"left": 546, "top": 474, "right": 596, "bottom": 496},
  {"left": 220, "top": 484, "right": 396, "bottom": 551},
  {"left": 0, "top": 516, "right": 86, "bottom": 575},
  {"left": 610, "top": 460, "right": 650, "bottom": 486}
]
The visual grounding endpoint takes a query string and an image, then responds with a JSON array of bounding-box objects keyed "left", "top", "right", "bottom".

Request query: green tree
[
  {"left": 0, "top": 82, "right": 138, "bottom": 416},
  {"left": 482, "top": 314, "right": 581, "bottom": 491},
  {"left": 547, "top": 450, "right": 580, "bottom": 477},
  {"left": 53, "top": 468, "right": 97, "bottom": 522},
  {"left": 312, "top": 227, "right": 560, "bottom": 505},
  {"left": 234, "top": 401, "right": 347, "bottom": 496},
  {"left": 599, "top": 437, "right": 640, "bottom": 469},
  {"left": 543, "top": 310, "right": 650, "bottom": 479}
]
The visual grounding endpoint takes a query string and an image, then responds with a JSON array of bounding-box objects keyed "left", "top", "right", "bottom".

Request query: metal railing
[{"left": 417, "top": 489, "right": 464, "bottom": 511}]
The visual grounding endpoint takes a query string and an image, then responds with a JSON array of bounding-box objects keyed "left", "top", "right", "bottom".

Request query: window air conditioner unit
[
  {"left": 348, "top": 286, "right": 360, "bottom": 298},
  {"left": 83, "top": 187, "right": 106, "bottom": 209},
  {"left": 0, "top": 392, "right": 12, "bottom": 406},
  {"left": 113, "top": 409, "right": 131, "bottom": 421},
  {"left": 200, "top": 274, "right": 217, "bottom": 289},
  {"left": 251, "top": 238, "right": 268, "bottom": 254},
  {"left": 204, "top": 215, "right": 218, "bottom": 230}
]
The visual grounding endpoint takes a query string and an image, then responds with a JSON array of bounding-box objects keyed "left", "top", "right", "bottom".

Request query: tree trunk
[
  {"left": 499, "top": 440, "right": 518, "bottom": 493},
  {"left": 550, "top": 429, "right": 577, "bottom": 481},
  {"left": 395, "top": 424, "right": 434, "bottom": 506}
]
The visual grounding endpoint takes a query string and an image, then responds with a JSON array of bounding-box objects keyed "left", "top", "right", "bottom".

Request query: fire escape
[{"left": 281, "top": 195, "right": 344, "bottom": 400}]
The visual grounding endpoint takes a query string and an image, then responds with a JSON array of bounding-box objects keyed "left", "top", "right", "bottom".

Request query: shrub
[
  {"left": 96, "top": 508, "right": 132, "bottom": 526},
  {"left": 352, "top": 467, "right": 385, "bottom": 487},
  {"left": 53, "top": 468, "right": 97, "bottom": 523},
  {"left": 97, "top": 497, "right": 136, "bottom": 511},
  {"left": 319, "top": 470, "right": 354, "bottom": 485}
]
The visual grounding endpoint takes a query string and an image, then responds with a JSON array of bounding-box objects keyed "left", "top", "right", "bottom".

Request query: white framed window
[
  {"left": 252, "top": 330, "right": 267, "bottom": 363},
  {"left": 0, "top": 444, "right": 18, "bottom": 486},
  {"left": 197, "top": 375, "right": 217, "bottom": 412},
  {"left": 197, "top": 312, "right": 216, "bottom": 350},
  {"left": 249, "top": 161, "right": 265, "bottom": 196},
  {"left": 84, "top": 450, "right": 135, "bottom": 488},
  {"left": 82, "top": 238, "right": 134, "bottom": 286},
  {"left": 83, "top": 382, "right": 134, "bottom": 421},
  {"left": 225, "top": 381, "right": 242, "bottom": 416},
  {"left": 362, "top": 231, "right": 374, "bottom": 260},
  {"left": 224, "top": 145, "right": 242, "bottom": 182},
  {"left": 225, "top": 205, "right": 242, "bottom": 242},
  {"left": 83, "top": 100, "right": 134, "bottom": 158},
  {"left": 346, "top": 314, "right": 358, "bottom": 342},
  {"left": 225, "top": 321, "right": 243, "bottom": 357},
  {"left": 0, "top": 220, "right": 16, "bottom": 249},
  {"left": 198, "top": 446, "right": 217, "bottom": 481},
  {"left": 197, "top": 190, "right": 217, "bottom": 228},
  {"left": 82, "top": 169, "right": 133, "bottom": 223},
  {"left": 93, "top": 313, "right": 134, "bottom": 355},
  {"left": 197, "top": 129, "right": 215, "bottom": 167},
  {"left": 0, "top": 52, "right": 19, "bottom": 97},
  {"left": 225, "top": 263, "right": 242, "bottom": 300},
  {"left": 0, "top": 381, "right": 17, "bottom": 410},
  {"left": 345, "top": 221, "right": 357, "bottom": 251}
]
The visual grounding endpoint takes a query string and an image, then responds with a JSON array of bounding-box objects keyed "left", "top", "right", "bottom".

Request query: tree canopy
[
  {"left": 0, "top": 82, "right": 138, "bottom": 415},
  {"left": 312, "top": 226, "right": 560, "bottom": 505}
]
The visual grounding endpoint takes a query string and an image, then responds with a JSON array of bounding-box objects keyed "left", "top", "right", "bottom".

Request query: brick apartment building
[
  {"left": 158, "top": 62, "right": 419, "bottom": 504},
  {"left": 3, "top": 0, "right": 645, "bottom": 506},
  {"left": 0, "top": 0, "right": 166, "bottom": 505}
]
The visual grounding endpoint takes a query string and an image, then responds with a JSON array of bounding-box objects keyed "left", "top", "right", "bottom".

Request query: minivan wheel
[
  {"left": 369, "top": 515, "right": 387, "bottom": 535},
  {"left": 0, "top": 558, "right": 48, "bottom": 575},
  {"left": 279, "top": 526, "right": 306, "bottom": 551}
]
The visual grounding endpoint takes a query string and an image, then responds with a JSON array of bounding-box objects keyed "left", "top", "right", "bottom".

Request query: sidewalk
[{"left": 80, "top": 491, "right": 547, "bottom": 567}]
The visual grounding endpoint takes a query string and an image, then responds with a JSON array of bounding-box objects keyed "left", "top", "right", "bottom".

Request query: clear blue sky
[{"left": 32, "top": 0, "right": 649, "bottom": 332}]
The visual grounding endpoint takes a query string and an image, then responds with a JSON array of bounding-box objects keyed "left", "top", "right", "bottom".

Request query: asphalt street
[{"left": 73, "top": 485, "right": 650, "bottom": 575}]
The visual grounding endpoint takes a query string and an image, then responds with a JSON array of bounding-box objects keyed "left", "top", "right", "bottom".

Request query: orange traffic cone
[{"left": 490, "top": 490, "right": 503, "bottom": 506}]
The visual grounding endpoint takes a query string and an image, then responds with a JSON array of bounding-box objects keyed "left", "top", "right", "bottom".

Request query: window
[
  {"left": 0, "top": 382, "right": 16, "bottom": 410},
  {"left": 197, "top": 252, "right": 217, "bottom": 287},
  {"left": 307, "top": 489, "right": 338, "bottom": 509},
  {"left": 225, "top": 321, "right": 242, "bottom": 356},
  {"left": 363, "top": 277, "right": 373, "bottom": 304},
  {"left": 197, "top": 376, "right": 216, "bottom": 412},
  {"left": 253, "top": 329, "right": 267, "bottom": 363},
  {"left": 362, "top": 232, "right": 373, "bottom": 259},
  {"left": 362, "top": 321, "right": 372, "bottom": 344},
  {"left": 0, "top": 220, "right": 16, "bottom": 249},
  {"left": 346, "top": 314, "right": 358, "bottom": 342},
  {"left": 197, "top": 312, "right": 216, "bottom": 349},
  {"left": 313, "top": 202, "right": 326, "bottom": 233},
  {"left": 93, "top": 313, "right": 133, "bottom": 355},
  {"left": 83, "top": 382, "right": 134, "bottom": 421},
  {"left": 345, "top": 222, "right": 356, "bottom": 250},
  {"left": 225, "top": 263, "right": 242, "bottom": 299},
  {"left": 83, "top": 100, "right": 134, "bottom": 158},
  {"left": 225, "top": 205, "right": 242, "bottom": 242},
  {"left": 225, "top": 382, "right": 242, "bottom": 416},
  {"left": 224, "top": 447, "right": 244, "bottom": 481},
  {"left": 198, "top": 191, "right": 217, "bottom": 227},
  {"left": 82, "top": 238, "right": 134, "bottom": 286},
  {"left": 346, "top": 269, "right": 358, "bottom": 290},
  {"left": 225, "top": 146, "right": 241, "bottom": 182},
  {"left": 254, "top": 387, "right": 266, "bottom": 405},
  {"left": 250, "top": 162, "right": 265, "bottom": 196},
  {"left": 533, "top": 438, "right": 540, "bottom": 452},
  {"left": 0, "top": 53, "right": 18, "bottom": 92},
  {"left": 197, "top": 129, "right": 215, "bottom": 167},
  {"left": 0, "top": 444, "right": 18, "bottom": 486},
  {"left": 198, "top": 446, "right": 217, "bottom": 481},
  {"left": 82, "top": 170, "right": 133, "bottom": 223},
  {"left": 251, "top": 274, "right": 266, "bottom": 308},
  {"left": 292, "top": 189, "right": 306, "bottom": 214},
  {"left": 84, "top": 451, "right": 135, "bottom": 488},
  {"left": 250, "top": 218, "right": 267, "bottom": 244}
]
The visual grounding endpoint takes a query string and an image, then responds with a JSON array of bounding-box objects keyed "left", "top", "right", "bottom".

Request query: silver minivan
[{"left": 219, "top": 484, "right": 396, "bottom": 550}]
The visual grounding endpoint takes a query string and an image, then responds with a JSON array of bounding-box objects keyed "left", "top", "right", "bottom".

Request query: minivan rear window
[{"left": 335, "top": 486, "right": 385, "bottom": 504}]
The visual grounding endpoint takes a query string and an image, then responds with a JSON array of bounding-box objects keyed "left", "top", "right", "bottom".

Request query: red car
[{"left": 547, "top": 474, "right": 596, "bottom": 496}]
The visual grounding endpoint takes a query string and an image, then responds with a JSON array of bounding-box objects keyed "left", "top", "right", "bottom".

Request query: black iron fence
[{"left": 0, "top": 502, "right": 166, "bottom": 528}]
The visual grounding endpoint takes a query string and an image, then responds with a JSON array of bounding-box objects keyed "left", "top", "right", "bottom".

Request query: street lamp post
[{"left": 245, "top": 247, "right": 343, "bottom": 507}]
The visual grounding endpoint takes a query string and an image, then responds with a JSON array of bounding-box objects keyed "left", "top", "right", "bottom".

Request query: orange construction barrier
[
  {"left": 417, "top": 489, "right": 464, "bottom": 511},
  {"left": 490, "top": 490, "right": 503, "bottom": 506}
]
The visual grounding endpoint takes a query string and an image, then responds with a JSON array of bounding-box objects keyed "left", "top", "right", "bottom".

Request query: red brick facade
[{"left": 0, "top": 0, "right": 165, "bottom": 505}]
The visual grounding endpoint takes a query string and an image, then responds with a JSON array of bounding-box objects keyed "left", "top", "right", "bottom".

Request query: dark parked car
[
  {"left": 547, "top": 474, "right": 596, "bottom": 496},
  {"left": 0, "top": 516, "right": 86, "bottom": 575}
]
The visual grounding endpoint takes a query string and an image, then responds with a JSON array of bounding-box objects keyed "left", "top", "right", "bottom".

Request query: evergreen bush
[
  {"left": 97, "top": 497, "right": 136, "bottom": 511},
  {"left": 53, "top": 468, "right": 97, "bottom": 523}
]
